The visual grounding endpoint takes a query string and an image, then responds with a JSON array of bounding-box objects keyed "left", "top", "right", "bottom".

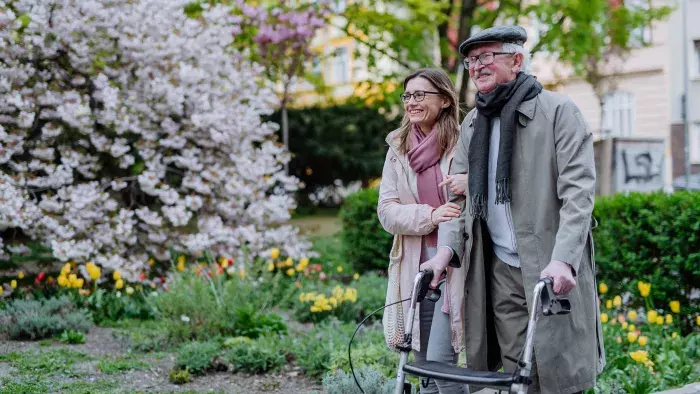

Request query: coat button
[
  {"left": 463, "top": 233, "right": 469, "bottom": 240},
  {"left": 391, "top": 157, "right": 397, "bottom": 162}
]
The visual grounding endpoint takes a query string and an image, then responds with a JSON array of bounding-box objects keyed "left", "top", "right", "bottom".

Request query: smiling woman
[{"left": 377, "top": 68, "right": 469, "bottom": 394}]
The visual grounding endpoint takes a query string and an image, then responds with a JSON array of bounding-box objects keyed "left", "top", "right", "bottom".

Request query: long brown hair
[{"left": 395, "top": 68, "right": 459, "bottom": 157}]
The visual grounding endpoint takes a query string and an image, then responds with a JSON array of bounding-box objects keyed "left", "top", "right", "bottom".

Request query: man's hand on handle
[
  {"left": 540, "top": 260, "right": 576, "bottom": 295},
  {"left": 419, "top": 247, "right": 452, "bottom": 289}
]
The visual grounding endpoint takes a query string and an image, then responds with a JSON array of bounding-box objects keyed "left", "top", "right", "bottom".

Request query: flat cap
[{"left": 458, "top": 25, "right": 528, "bottom": 56}]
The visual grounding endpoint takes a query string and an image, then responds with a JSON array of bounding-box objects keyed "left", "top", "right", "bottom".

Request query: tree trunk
[
  {"left": 437, "top": 0, "right": 456, "bottom": 70},
  {"left": 455, "top": 0, "right": 477, "bottom": 103}
]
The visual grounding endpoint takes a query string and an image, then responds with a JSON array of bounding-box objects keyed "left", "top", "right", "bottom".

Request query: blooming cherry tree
[{"left": 0, "top": 0, "right": 311, "bottom": 281}]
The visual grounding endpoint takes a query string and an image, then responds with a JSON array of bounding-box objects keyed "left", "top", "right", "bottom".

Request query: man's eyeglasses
[
  {"left": 463, "top": 51, "right": 514, "bottom": 69},
  {"left": 400, "top": 90, "right": 441, "bottom": 103}
]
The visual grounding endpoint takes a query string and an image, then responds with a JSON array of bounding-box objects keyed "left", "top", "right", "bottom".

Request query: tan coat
[
  {"left": 438, "top": 90, "right": 606, "bottom": 394},
  {"left": 377, "top": 130, "right": 466, "bottom": 353}
]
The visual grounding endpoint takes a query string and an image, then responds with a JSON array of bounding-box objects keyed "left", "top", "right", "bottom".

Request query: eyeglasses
[
  {"left": 400, "top": 90, "right": 441, "bottom": 103},
  {"left": 463, "top": 51, "right": 514, "bottom": 69}
]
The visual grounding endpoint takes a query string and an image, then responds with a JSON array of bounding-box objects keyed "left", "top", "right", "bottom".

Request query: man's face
[{"left": 467, "top": 42, "right": 520, "bottom": 93}]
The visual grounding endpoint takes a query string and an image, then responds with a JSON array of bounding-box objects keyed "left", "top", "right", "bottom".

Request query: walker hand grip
[
  {"left": 416, "top": 269, "right": 435, "bottom": 303},
  {"left": 540, "top": 277, "right": 571, "bottom": 316}
]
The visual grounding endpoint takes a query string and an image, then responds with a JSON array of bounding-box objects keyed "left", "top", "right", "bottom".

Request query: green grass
[
  {"left": 57, "top": 379, "right": 119, "bottom": 393},
  {"left": 290, "top": 210, "right": 342, "bottom": 237},
  {"left": 0, "top": 348, "right": 91, "bottom": 377},
  {"left": 0, "top": 378, "right": 50, "bottom": 394},
  {"left": 96, "top": 354, "right": 149, "bottom": 375}
]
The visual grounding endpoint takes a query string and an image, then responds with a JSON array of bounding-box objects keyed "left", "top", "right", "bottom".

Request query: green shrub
[
  {"left": 0, "top": 296, "right": 92, "bottom": 340},
  {"left": 330, "top": 337, "right": 397, "bottom": 379},
  {"left": 175, "top": 340, "right": 222, "bottom": 375},
  {"left": 225, "top": 336, "right": 287, "bottom": 374},
  {"left": 168, "top": 369, "right": 191, "bottom": 384},
  {"left": 593, "top": 191, "right": 700, "bottom": 331},
  {"left": 339, "top": 188, "right": 393, "bottom": 273},
  {"left": 154, "top": 272, "right": 287, "bottom": 341},
  {"left": 83, "top": 288, "right": 157, "bottom": 324},
  {"left": 59, "top": 330, "right": 86, "bottom": 344},
  {"left": 323, "top": 367, "right": 399, "bottom": 394},
  {"left": 289, "top": 319, "right": 357, "bottom": 380}
]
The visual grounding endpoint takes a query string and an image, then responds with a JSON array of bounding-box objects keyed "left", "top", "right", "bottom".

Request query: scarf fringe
[
  {"left": 496, "top": 178, "right": 511, "bottom": 204},
  {"left": 469, "top": 194, "right": 488, "bottom": 220}
]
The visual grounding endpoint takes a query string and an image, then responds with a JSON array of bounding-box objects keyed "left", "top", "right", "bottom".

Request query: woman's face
[{"left": 404, "top": 77, "right": 448, "bottom": 132}]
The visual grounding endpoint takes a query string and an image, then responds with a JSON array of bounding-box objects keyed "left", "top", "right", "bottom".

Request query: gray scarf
[{"left": 468, "top": 72, "right": 542, "bottom": 220}]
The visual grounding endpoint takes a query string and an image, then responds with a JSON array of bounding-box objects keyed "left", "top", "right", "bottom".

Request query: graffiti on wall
[{"left": 614, "top": 140, "right": 665, "bottom": 192}]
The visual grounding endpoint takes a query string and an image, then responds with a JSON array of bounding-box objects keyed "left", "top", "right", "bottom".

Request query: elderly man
[{"left": 421, "top": 26, "right": 605, "bottom": 393}]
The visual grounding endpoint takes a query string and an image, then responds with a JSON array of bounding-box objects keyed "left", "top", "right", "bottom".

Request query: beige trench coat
[
  {"left": 377, "top": 130, "right": 467, "bottom": 353},
  {"left": 438, "top": 90, "right": 606, "bottom": 394}
]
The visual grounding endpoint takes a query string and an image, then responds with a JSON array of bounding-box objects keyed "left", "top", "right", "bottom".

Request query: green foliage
[
  {"left": 323, "top": 367, "right": 398, "bottom": 394},
  {"left": 153, "top": 272, "right": 288, "bottom": 341},
  {"left": 268, "top": 105, "right": 399, "bottom": 206},
  {"left": 169, "top": 368, "right": 191, "bottom": 385},
  {"left": 339, "top": 188, "right": 393, "bottom": 272},
  {"left": 83, "top": 288, "right": 157, "bottom": 324},
  {"left": 59, "top": 329, "right": 86, "bottom": 344},
  {"left": 0, "top": 296, "right": 92, "bottom": 340},
  {"left": 0, "top": 348, "right": 91, "bottom": 377},
  {"left": 97, "top": 355, "right": 149, "bottom": 375},
  {"left": 175, "top": 340, "right": 222, "bottom": 376},
  {"left": 0, "top": 378, "right": 50, "bottom": 394},
  {"left": 330, "top": 337, "right": 397, "bottom": 379},
  {"left": 225, "top": 336, "right": 287, "bottom": 374},
  {"left": 593, "top": 191, "right": 700, "bottom": 331}
]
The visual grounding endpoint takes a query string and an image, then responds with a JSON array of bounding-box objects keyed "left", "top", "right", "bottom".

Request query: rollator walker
[{"left": 393, "top": 269, "right": 571, "bottom": 394}]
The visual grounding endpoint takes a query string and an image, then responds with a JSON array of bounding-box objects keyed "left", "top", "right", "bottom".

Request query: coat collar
[{"left": 467, "top": 96, "right": 538, "bottom": 127}]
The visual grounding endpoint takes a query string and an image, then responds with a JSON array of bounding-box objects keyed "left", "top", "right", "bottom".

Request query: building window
[
  {"left": 601, "top": 91, "right": 636, "bottom": 137},
  {"left": 691, "top": 123, "right": 700, "bottom": 164},
  {"left": 330, "top": 47, "right": 349, "bottom": 84}
]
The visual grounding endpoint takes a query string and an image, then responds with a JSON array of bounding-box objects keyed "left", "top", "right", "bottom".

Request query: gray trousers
[
  {"left": 415, "top": 281, "right": 470, "bottom": 394},
  {"left": 490, "top": 255, "right": 540, "bottom": 393}
]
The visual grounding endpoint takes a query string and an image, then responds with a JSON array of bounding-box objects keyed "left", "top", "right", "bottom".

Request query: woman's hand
[
  {"left": 431, "top": 202, "right": 461, "bottom": 226},
  {"left": 439, "top": 174, "right": 468, "bottom": 196}
]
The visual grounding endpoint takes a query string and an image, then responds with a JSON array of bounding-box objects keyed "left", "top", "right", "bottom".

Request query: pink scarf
[
  {"left": 407, "top": 124, "right": 451, "bottom": 314},
  {"left": 407, "top": 124, "right": 446, "bottom": 247}
]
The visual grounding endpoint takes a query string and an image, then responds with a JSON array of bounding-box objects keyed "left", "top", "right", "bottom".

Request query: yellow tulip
[
  {"left": 17, "top": 271, "right": 25, "bottom": 280},
  {"left": 621, "top": 321, "right": 628, "bottom": 329},
  {"left": 115, "top": 279, "right": 124, "bottom": 290},
  {"left": 627, "top": 332, "right": 638, "bottom": 343},
  {"left": 629, "top": 324, "right": 636, "bottom": 332},
  {"left": 61, "top": 263, "right": 71, "bottom": 275},
  {"left": 0, "top": 287, "right": 3, "bottom": 296},
  {"left": 647, "top": 310, "right": 658, "bottom": 324},
  {"left": 665, "top": 314, "right": 673, "bottom": 324},
  {"left": 113, "top": 270, "right": 122, "bottom": 281},
  {"left": 600, "top": 313, "right": 609, "bottom": 324},
  {"left": 337, "top": 266, "right": 343, "bottom": 273},
  {"left": 655, "top": 316, "right": 664, "bottom": 325},
  {"left": 613, "top": 295, "right": 622, "bottom": 307},
  {"left": 148, "top": 258, "right": 155, "bottom": 266},
  {"left": 672, "top": 332, "right": 678, "bottom": 339},
  {"left": 697, "top": 316, "right": 700, "bottom": 327},
  {"left": 10, "top": 280, "right": 17, "bottom": 289},
  {"left": 74, "top": 278, "right": 84, "bottom": 288},
  {"left": 270, "top": 248, "right": 280, "bottom": 260},
  {"left": 286, "top": 268, "right": 295, "bottom": 276},
  {"left": 628, "top": 310, "right": 638, "bottom": 321},
  {"left": 285, "top": 257, "right": 293, "bottom": 267},
  {"left": 299, "top": 257, "right": 309, "bottom": 267},
  {"left": 126, "top": 286, "right": 134, "bottom": 295},
  {"left": 176, "top": 259, "right": 185, "bottom": 272},
  {"left": 57, "top": 275, "right": 68, "bottom": 287},
  {"left": 605, "top": 300, "right": 613, "bottom": 309},
  {"left": 353, "top": 273, "right": 360, "bottom": 280},
  {"left": 598, "top": 283, "right": 608, "bottom": 294},
  {"left": 669, "top": 300, "right": 680, "bottom": 314},
  {"left": 637, "top": 281, "right": 651, "bottom": 298},
  {"left": 638, "top": 336, "right": 648, "bottom": 346},
  {"left": 267, "top": 263, "right": 275, "bottom": 272}
]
